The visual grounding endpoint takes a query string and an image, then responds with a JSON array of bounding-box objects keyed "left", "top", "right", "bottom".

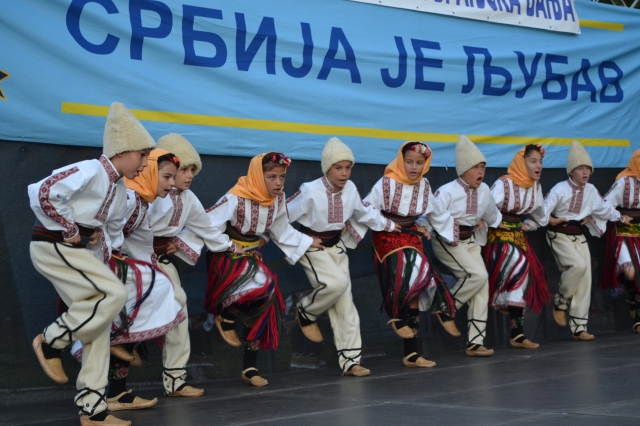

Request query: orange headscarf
[
  {"left": 501, "top": 146, "right": 536, "bottom": 189},
  {"left": 616, "top": 150, "right": 640, "bottom": 181},
  {"left": 125, "top": 148, "right": 171, "bottom": 203},
  {"left": 228, "top": 153, "right": 279, "bottom": 206},
  {"left": 384, "top": 141, "right": 433, "bottom": 185}
]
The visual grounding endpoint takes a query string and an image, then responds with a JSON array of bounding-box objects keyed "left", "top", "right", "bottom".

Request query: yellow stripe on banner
[
  {"left": 61, "top": 102, "right": 629, "bottom": 148},
  {"left": 580, "top": 19, "right": 624, "bottom": 32}
]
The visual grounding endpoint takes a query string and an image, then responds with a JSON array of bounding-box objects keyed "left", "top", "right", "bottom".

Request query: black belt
[
  {"left": 31, "top": 220, "right": 95, "bottom": 248},
  {"left": 299, "top": 225, "right": 342, "bottom": 247}
]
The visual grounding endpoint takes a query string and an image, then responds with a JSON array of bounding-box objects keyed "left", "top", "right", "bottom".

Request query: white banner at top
[{"left": 350, "top": 0, "right": 581, "bottom": 34}]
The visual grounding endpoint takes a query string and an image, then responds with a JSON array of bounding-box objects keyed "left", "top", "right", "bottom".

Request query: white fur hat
[
  {"left": 157, "top": 133, "right": 202, "bottom": 175},
  {"left": 566, "top": 140, "right": 593, "bottom": 174},
  {"left": 455, "top": 135, "right": 487, "bottom": 176},
  {"left": 103, "top": 102, "right": 156, "bottom": 159},
  {"left": 321, "top": 137, "right": 355, "bottom": 174}
]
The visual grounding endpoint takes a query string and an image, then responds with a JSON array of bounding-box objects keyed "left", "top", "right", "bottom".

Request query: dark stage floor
[{"left": 3, "top": 332, "right": 640, "bottom": 426}]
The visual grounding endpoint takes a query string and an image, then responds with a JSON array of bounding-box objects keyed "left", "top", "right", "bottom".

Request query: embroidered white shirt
[
  {"left": 434, "top": 178, "right": 502, "bottom": 246},
  {"left": 604, "top": 177, "right": 640, "bottom": 210},
  {"left": 119, "top": 189, "right": 155, "bottom": 263},
  {"left": 148, "top": 189, "right": 231, "bottom": 265},
  {"left": 490, "top": 178, "right": 548, "bottom": 231},
  {"left": 28, "top": 155, "right": 126, "bottom": 263},
  {"left": 287, "top": 177, "right": 393, "bottom": 249},
  {"left": 544, "top": 179, "right": 620, "bottom": 237},
  {"left": 364, "top": 176, "right": 456, "bottom": 243},
  {"left": 203, "top": 192, "right": 313, "bottom": 265}
]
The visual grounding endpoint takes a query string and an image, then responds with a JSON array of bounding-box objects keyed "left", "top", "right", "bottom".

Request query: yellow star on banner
[{"left": 0, "top": 70, "right": 10, "bottom": 101}]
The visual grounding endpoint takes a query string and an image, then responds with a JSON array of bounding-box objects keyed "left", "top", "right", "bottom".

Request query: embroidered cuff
[{"left": 62, "top": 224, "right": 79, "bottom": 241}]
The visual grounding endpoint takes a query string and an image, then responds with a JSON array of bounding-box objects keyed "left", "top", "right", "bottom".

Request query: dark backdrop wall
[{"left": 0, "top": 139, "right": 631, "bottom": 396}]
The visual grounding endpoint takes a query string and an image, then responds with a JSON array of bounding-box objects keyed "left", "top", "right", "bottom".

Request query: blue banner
[{"left": 0, "top": 0, "right": 638, "bottom": 168}]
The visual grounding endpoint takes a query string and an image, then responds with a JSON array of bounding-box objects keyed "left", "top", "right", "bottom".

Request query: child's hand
[
  {"left": 65, "top": 233, "right": 81, "bottom": 245},
  {"left": 549, "top": 216, "right": 567, "bottom": 226},
  {"left": 392, "top": 222, "right": 402, "bottom": 233},
  {"left": 232, "top": 242, "right": 245, "bottom": 254},
  {"left": 88, "top": 232, "right": 100, "bottom": 246},
  {"left": 166, "top": 241, "right": 178, "bottom": 254},
  {"left": 259, "top": 237, "right": 267, "bottom": 247},
  {"left": 416, "top": 225, "right": 431, "bottom": 239},
  {"left": 310, "top": 237, "right": 325, "bottom": 250}
]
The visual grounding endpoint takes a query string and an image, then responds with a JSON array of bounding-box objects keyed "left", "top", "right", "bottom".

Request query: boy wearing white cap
[
  {"left": 29, "top": 102, "right": 156, "bottom": 426},
  {"left": 146, "top": 133, "right": 227, "bottom": 397},
  {"left": 545, "top": 141, "right": 631, "bottom": 341},
  {"left": 431, "top": 135, "right": 502, "bottom": 357},
  {"left": 287, "top": 137, "right": 400, "bottom": 376}
]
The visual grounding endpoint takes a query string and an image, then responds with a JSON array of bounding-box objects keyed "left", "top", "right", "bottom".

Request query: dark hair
[
  {"left": 524, "top": 144, "right": 542, "bottom": 158},
  {"left": 401, "top": 141, "right": 424, "bottom": 156},
  {"left": 262, "top": 152, "right": 289, "bottom": 171},
  {"left": 157, "top": 153, "right": 180, "bottom": 170}
]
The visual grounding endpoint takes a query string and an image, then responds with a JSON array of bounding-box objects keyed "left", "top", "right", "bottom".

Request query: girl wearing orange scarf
[
  {"left": 600, "top": 150, "right": 640, "bottom": 333},
  {"left": 204, "top": 153, "right": 320, "bottom": 387},
  {"left": 364, "top": 141, "right": 457, "bottom": 368},
  {"left": 482, "top": 144, "right": 550, "bottom": 349}
]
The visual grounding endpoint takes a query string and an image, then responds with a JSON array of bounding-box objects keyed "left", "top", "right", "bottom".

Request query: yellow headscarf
[
  {"left": 384, "top": 141, "right": 433, "bottom": 185},
  {"left": 616, "top": 149, "right": 640, "bottom": 181},
  {"left": 501, "top": 146, "right": 536, "bottom": 189},
  {"left": 228, "top": 153, "right": 280, "bottom": 206},
  {"left": 125, "top": 148, "right": 171, "bottom": 203}
]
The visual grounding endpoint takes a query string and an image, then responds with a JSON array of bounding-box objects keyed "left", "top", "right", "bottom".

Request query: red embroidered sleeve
[{"left": 38, "top": 167, "right": 81, "bottom": 239}]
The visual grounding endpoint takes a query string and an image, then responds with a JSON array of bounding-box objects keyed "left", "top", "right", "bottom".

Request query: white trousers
[
  {"left": 547, "top": 232, "right": 591, "bottom": 334},
  {"left": 30, "top": 241, "right": 127, "bottom": 416},
  {"left": 298, "top": 243, "right": 362, "bottom": 373},
  {"left": 158, "top": 259, "right": 191, "bottom": 394},
  {"left": 432, "top": 236, "right": 489, "bottom": 346}
]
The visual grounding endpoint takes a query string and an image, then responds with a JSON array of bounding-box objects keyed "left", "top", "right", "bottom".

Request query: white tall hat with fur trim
[
  {"left": 455, "top": 135, "right": 487, "bottom": 176},
  {"left": 566, "top": 140, "right": 593, "bottom": 174},
  {"left": 103, "top": 102, "right": 156, "bottom": 158},
  {"left": 158, "top": 133, "right": 203, "bottom": 175},
  {"left": 321, "top": 137, "right": 355, "bottom": 174}
]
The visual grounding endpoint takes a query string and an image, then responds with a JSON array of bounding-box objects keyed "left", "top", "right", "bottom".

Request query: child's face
[
  {"left": 569, "top": 165, "right": 592, "bottom": 186},
  {"left": 326, "top": 161, "right": 353, "bottom": 192},
  {"left": 525, "top": 151, "right": 543, "bottom": 181},
  {"left": 403, "top": 150, "right": 425, "bottom": 181},
  {"left": 263, "top": 165, "right": 286, "bottom": 198},
  {"left": 174, "top": 165, "right": 196, "bottom": 191},
  {"left": 460, "top": 163, "right": 486, "bottom": 189},
  {"left": 157, "top": 163, "right": 177, "bottom": 198},
  {"left": 115, "top": 149, "right": 151, "bottom": 179}
]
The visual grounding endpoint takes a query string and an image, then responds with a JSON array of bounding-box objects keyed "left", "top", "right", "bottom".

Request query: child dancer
[
  {"left": 601, "top": 150, "right": 640, "bottom": 332},
  {"left": 364, "top": 141, "right": 457, "bottom": 368},
  {"left": 29, "top": 102, "right": 155, "bottom": 426},
  {"left": 483, "top": 144, "right": 550, "bottom": 349},
  {"left": 545, "top": 141, "right": 630, "bottom": 341},
  {"left": 147, "top": 133, "right": 228, "bottom": 397},
  {"left": 431, "top": 135, "right": 502, "bottom": 357},
  {"left": 205, "top": 153, "right": 321, "bottom": 386},
  {"left": 288, "top": 137, "right": 400, "bottom": 376},
  {"left": 97, "top": 148, "right": 186, "bottom": 412}
]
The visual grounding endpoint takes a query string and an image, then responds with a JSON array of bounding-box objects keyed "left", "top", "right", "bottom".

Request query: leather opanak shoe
[
  {"left": 403, "top": 352, "right": 436, "bottom": 368},
  {"left": 32, "top": 334, "right": 68, "bottom": 384},
  {"left": 344, "top": 365, "right": 371, "bottom": 377},
  {"left": 242, "top": 368, "right": 268, "bottom": 387},
  {"left": 436, "top": 314, "right": 461, "bottom": 337},
  {"left": 79, "top": 413, "right": 131, "bottom": 426},
  {"left": 297, "top": 308, "right": 323, "bottom": 343},
  {"left": 465, "top": 345, "right": 494, "bottom": 357},
  {"left": 509, "top": 334, "right": 540, "bottom": 349},
  {"left": 166, "top": 385, "right": 204, "bottom": 397},
  {"left": 572, "top": 331, "right": 595, "bottom": 341},
  {"left": 388, "top": 319, "right": 414, "bottom": 339},
  {"left": 215, "top": 316, "right": 241, "bottom": 347},
  {"left": 553, "top": 307, "right": 567, "bottom": 327},
  {"left": 107, "top": 390, "right": 157, "bottom": 411},
  {"left": 110, "top": 345, "right": 135, "bottom": 362}
]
